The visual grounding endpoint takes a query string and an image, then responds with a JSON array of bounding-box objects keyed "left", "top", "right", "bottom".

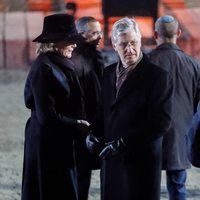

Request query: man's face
[
  {"left": 82, "top": 21, "right": 102, "bottom": 47},
  {"left": 113, "top": 30, "right": 141, "bottom": 67}
]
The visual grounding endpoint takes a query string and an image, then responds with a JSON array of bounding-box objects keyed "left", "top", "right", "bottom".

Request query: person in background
[
  {"left": 51, "top": 0, "right": 65, "bottom": 12},
  {"left": 65, "top": 2, "right": 77, "bottom": 17},
  {"left": 71, "top": 16, "right": 104, "bottom": 200},
  {"left": 21, "top": 13, "right": 90, "bottom": 200},
  {"left": 86, "top": 17, "right": 173, "bottom": 200},
  {"left": 148, "top": 15, "right": 200, "bottom": 200}
]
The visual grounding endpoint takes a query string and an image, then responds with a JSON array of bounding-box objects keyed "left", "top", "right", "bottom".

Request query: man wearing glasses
[{"left": 71, "top": 16, "right": 104, "bottom": 200}]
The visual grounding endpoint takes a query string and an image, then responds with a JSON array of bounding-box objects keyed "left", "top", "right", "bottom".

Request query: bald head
[{"left": 155, "top": 15, "right": 179, "bottom": 38}]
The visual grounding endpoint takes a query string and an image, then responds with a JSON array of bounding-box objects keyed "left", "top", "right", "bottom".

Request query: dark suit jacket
[
  {"left": 95, "top": 54, "right": 173, "bottom": 200},
  {"left": 148, "top": 43, "right": 200, "bottom": 170}
]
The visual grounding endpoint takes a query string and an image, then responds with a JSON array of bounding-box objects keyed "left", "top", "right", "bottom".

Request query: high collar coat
[
  {"left": 70, "top": 40, "right": 104, "bottom": 173},
  {"left": 71, "top": 39, "right": 104, "bottom": 121},
  {"left": 22, "top": 52, "right": 85, "bottom": 200},
  {"left": 148, "top": 43, "right": 200, "bottom": 170},
  {"left": 94, "top": 55, "right": 173, "bottom": 200}
]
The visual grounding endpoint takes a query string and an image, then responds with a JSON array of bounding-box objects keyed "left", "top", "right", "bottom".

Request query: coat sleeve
[{"left": 30, "top": 64, "right": 77, "bottom": 128}]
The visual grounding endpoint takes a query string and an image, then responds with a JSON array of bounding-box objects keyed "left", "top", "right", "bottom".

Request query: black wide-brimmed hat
[{"left": 33, "top": 13, "right": 80, "bottom": 43}]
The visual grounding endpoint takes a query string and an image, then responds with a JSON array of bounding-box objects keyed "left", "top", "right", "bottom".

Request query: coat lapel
[
  {"left": 47, "top": 62, "right": 71, "bottom": 94},
  {"left": 46, "top": 52, "right": 84, "bottom": 97},
  {"left": 105, "top": 65, "right": 117, "bottom": 108},
  {"left": 112, "top": 56, "right": 147, "bottom": 107}
]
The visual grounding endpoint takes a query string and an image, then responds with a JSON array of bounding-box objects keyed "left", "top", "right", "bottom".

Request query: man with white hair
[
  {"left": 86, "top": 17, "right": 173, "bottom": 200},
  {"left": 148, "top": 15, "right": 200, "bottom": 200}
]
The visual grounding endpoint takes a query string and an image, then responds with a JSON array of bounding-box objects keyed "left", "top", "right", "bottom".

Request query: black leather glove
[
  {"left": 99, "top": 138, "right": 126, "bottom": 159},
  {"left": 86, "top": 134, "right": 104, "bottom": 154}
]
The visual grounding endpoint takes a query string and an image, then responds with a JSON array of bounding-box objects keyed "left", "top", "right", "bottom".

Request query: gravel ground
[{"left": 0, "top": 69, "right": 200, "bottom": 200}]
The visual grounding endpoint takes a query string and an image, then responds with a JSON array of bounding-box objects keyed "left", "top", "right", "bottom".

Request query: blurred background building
[{"left": 0, "top": 0, "right": 200, "bottom": 68}]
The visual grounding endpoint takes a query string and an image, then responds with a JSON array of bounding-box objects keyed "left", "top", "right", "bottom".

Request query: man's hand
[
  {"left": 99, "top": 138, "right": 126, "bottom": 159},
  {"left": 86, "top": 134, "right": 104, "bottom": 154},
  {"left": 76, "top": 120, "right": 90, "bottom": 134}
]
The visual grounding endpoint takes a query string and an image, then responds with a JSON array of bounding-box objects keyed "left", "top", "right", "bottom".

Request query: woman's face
[{"left": 54, "top": 41, "right": 77, "bottom": 58}]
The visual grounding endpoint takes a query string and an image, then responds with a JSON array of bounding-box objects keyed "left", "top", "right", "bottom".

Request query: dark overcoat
[
  {"left": 22, "top": 52, "right": 85, "bottom": 200},
  {"left": 71, "top": 41, "right": 104, "bottom": 171},
  {"left": 148, "top": 43, "right": 200, "bottom": 170},
  {"left": 95, "top": 55, "right": 173, "bottom": 200},
  {"left": 72, "top": 41, "right": 104, "bottom": 121}
]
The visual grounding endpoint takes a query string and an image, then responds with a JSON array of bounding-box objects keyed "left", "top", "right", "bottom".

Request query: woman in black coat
[{"left": 21, "top": 14, "right": 90, "bottom": 200}]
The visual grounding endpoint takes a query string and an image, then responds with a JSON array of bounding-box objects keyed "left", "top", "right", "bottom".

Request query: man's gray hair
[
  {"left": 76, "top": 16, "right": 98, "bottom": 33},
  {"left": 155, "top": 15, "right": 179, "bottom": 38},
  {"left": 111, "top": 17, "right": 141, "bottom": 44}
]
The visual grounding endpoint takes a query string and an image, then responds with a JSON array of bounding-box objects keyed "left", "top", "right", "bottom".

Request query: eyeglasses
[{"left": 89, "top": 31, "right": 103, "bottom": 36}]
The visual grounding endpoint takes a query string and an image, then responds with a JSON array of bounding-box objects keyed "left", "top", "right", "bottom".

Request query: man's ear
[
  {"left": 112, "top": 43, "right": 117, "bottom": 51},
  {"left": 79, "top": 31, "right": 88, "bottom": 40},
  {"left": 154, "top": 31, "right": 159, "bottom": 40},
  {"left": 176, "top": 29, "right": 181, "bottom": 38},
  {"left": 81, "top": 32, "right": 86, "bottom": 38}
]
